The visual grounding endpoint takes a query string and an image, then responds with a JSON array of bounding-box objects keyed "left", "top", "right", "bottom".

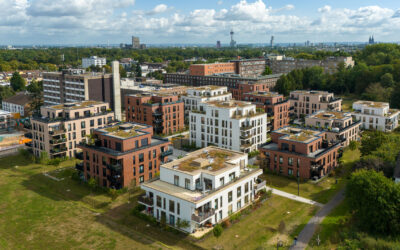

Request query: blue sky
[{"left": 0, "top": 0, "right": 399, "bottom": 45}]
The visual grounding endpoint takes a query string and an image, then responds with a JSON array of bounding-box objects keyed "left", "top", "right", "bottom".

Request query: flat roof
[
  {"left": 205, "top": 100, "right": 253, "bottom": 108},
  {"left": 353, "top": 100, "right": 388, "bottom": 108},
  {"left": 97, "top": 123, "right": 148, "bottom": 139},
  {"left": 275, "top": 126, "right": 322, "bottom": 143},
  {"left": 191, "top": 85, "right": 226, "bottom": 91},
  {"left": 162, "top": 146, "right": 245, "bottom": 176},
  {"left": 291, "top": 90, "right": 333, "bottom": 95},
  {"left": 310, "top": 111, "right": 349, "bottom": 120},
  {"left": 245, "top": 91, "right": 282, "bottom": 98},
  {"left": 48, "top": 101, "right": 105, "bottom": 110}
]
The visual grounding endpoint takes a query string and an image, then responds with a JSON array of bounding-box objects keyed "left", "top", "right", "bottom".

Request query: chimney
[{"left": 112, "top": 61, "right": 122, "bottom": 121}]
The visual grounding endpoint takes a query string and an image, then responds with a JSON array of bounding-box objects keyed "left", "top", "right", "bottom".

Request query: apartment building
[
  {"left": 289, "top": 90, "right": 342, "bottom": 118},
  {"left": 30, "top": 101, "right": 114, "bottom": 158},
  {"left": 2, "top": 92, "right": 31, "bottom": 117},
  {"left": 125, "top": 93, "right": 185, "bottom": 135},
  {"left": 305, "top": 110, "right": 361, "bottom": 146},
  {"left": 351, "top": 101, "right": 400, "bottom": 132},
  {"left": 260, "top": 126, "right": 341, "bottom": 179},
  {"left": 164, "top": 73, "right": 281, "bottom": 100},
  {"left": 77, "top": 122, "right": 171, "bottom": 188},
  {"left": 0, "top": 110, "right": 12, "bottom": 130},
  {"left": 82, "top": 56, "right": 107, "bottom": 69},
  {"left": 189, "top": 100, "right": 267, "bottom": 153},
  {"left": 43, "top": 62, "right": 121, "bottom": 121},
  {"left": 266, "top": 56, "right": 355, "bottom": 74},
  {"left": 181, "top": 86, "right": 232, "bottom": 116},
  {"left": 139, "top": 146, "right": 263, "bottom": 233},
  {"left": 189, "top": 63, "right": 235, "bottom": 76},
  {"left": 230, "top": 59, "right": 266, "bottom": 77},
  {"left": 242, "top": 91, "right": 289, "bottom": 131}
]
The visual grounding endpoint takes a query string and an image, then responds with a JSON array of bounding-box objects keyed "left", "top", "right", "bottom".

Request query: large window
[
  {"left": 237, "top": 186, "right": 241, "bottom": 197},
  {"left": 288, "top": 157, "right": 293, "bottom": 166},
  {"left": 185, "top": 178, "right": 190, "bottom": 189},
  {"left": 139, "top": 165, "right": 144, "bottom": 173},
  {"left": 81, "top": 121, "right": 86, "bottom": 129},
  {"left": 228, "top": 191, "right": 233, "bottom": 202},
  {"left": 245, "top": 182, "right": 249, "bottom": 193},
  {"left": 139, "top": 153, "right": 144, "bottom": 162},
  {"left": 156, "top": 196, "right": 162, "bottom": 207},
  {"left": 174, "top": 175, "right": 179, "bottom": 186},
  {"left": 169, "top": 200, "right": 175, "bottom": 213}
]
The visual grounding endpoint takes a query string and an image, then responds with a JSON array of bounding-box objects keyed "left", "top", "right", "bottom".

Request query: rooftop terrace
[
  {"left": 98, "top": 123, "right": 147, "bottom": 139},
  {"left": 50, "top": 101, "right": 104, "bottom": 110},
  {"left": 162, "top": 146, "right": 244, "bottom": 175},
  {"left": 246, "top": 91, "right": 282, "bottom": 97},
  {"left": 312, "top": 111, "right": 348, "bottom": 120},
  {"left": 206, "top": 100, "right": 253, "bottom": 108},
  {"left": 276, "top": 127, "right": 321, "bottom": 143},
  {"left": 354, "top": 100, "right": 388, "bottom": 108}
]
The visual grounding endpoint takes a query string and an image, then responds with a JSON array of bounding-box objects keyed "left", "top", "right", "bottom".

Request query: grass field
[
  {"left": 0, "top": 153, "right": 199, "bottom": 250},
  {"left": 262, "top": 148, "right": 360, "bottom": 204},
  {"left": 197, "top": 195, "right": 317, "bottom": 250}
]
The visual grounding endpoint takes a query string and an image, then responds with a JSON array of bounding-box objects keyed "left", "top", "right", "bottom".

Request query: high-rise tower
[
  {"left": 270, "top": 36, "right": 274, "bottom": 48},
  {"left": 230, "top": 29, "right": 236, "bottom": 48}
]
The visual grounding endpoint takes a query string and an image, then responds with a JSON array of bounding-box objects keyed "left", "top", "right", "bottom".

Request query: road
[{"left": 265, "top": 186, "right": 323, "bottom": 207}]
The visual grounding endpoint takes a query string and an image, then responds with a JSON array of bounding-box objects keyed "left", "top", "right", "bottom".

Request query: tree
[
  {"left": 88, "top": 178, "right": 97, "bottom": 193},
  {"left": 380, "top": 73, "right": 395, "bottom": 88},
  {"left": 135, "top": 64, "right": 142, "bottom": 77},
  {"left": 26, "top": 80, "right": 43, "bottom": 115},
  {"left": 0, "top": 86, "right": 15, "bottom": 104},
  {"left": 108, "top": 188, "right": 118, "bottom": 201},
  {"left": 348, "top": 140, "right": 359, "bottom": 151},
  {"left": 213, "top": 224, "right": 223, "bottom": 238},
  {"left": 10, "top": 72, "right": 26, "bottom": 91},
  {"left": 262, "top": 65, "right": 272, "bottom": 75},
  {"left": 360, "top": 131, "right": 386, "bottom": 156},
  {"left": 390, "top": 82, "right": 400, "bottom": 109},
  {"left": 119, "top": 65, "right": 127, "bottom": 78},
  {"left": 346, "top": 170, "right": 400, "bottom": 236}
]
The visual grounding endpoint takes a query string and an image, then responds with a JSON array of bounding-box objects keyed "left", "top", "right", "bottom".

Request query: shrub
[
  {"left": 221, "top": 220, "right": 231, "bottom": 228},
  {"left": 131, "top": 204, "right": 157, "bottom": 225},
  {"left": 229, "top": 212, "right": 242, "bottom": 223},
  {"left": 213, "top": 224, "right": 223, "bottom": 238}
]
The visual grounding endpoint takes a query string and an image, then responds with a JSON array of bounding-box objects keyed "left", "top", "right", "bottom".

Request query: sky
[{"left": 0, "top": 0, "right": 399, "bottom": 45}]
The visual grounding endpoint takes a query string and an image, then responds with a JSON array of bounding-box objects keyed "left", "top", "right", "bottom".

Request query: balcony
[
  {"left": 191, "top": 208, "right": 216, "bottom": 223},
  {"left": 50, "top": 138, "right": 67, "bottom": 144},
  {"left": 75, "top": 162, "right": 84, "bottom": 171},
  {"left": 50, "top": 147, "right": 67, "bottom": 154},
  {"left": 153, "top": 112, "right": 163, "bottom": 117},
  {"left": 240, "top": 125, "right": 254, "bottom": 131},
  {"left": 106, "top": 163, "right": 122, "bottom": 172},
  {"left": 240, "top": 133, "right": 252, "bottom": 139},
  {"left": 49, "top": 129, "right": 65, "bottom": 135},
  {"left": 153, "top": 119, "right": 163, "bottom": 124},
  {"left": 25, "top": 142, "right": 33, "bottom": 147},
  {"left": 240, "top": 143, "right": 252, "bottom": 149},
  {"left": 75, "top": 152, "right": 83, "bottom": 160},
  {"left": 138, "top": 195, "right": 154, "bottom": 207},
  {"left": 161, "top": 149, "right": 173, "bottom": 157}
]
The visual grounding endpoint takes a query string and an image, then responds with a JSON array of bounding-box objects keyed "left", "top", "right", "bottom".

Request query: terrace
[
  {"left": 206, "top": 100, "right": 252, "bottom": 108},
  {"left": 50, "top": 101, "right": 102, "bottom": 110},
  {"left": 99, "top": 123, "right": 147, "bottom": 139}
]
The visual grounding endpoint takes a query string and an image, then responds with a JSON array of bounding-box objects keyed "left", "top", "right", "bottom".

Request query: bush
[
  {"left": 221, "top": 220, "right": 231, "bottom": 228},
  {"left": 248, "top": 150, "right": 260, "bottom": 158},
  {"left": 213, "top": 224, "right": 223, "bottom": 238},
  {"left": 229, "top": 212, "right": 242, "bottom": 223},
  {"left": 131, "top": 204, "right": 157, "bottom": 225}
]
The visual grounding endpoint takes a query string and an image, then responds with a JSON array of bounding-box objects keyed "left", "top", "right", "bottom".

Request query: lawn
[
  {"left": 340, "top": 94, "right": 358, "bottom": 112},
  {"left": 0, "top": 152, "right": 199, "bottom": 250},
  {"left": 261, "top": 148, "right": 360, "bottom": 204},
  {"left": 197, "top": 195, "right": 317, "bottom": 250}
]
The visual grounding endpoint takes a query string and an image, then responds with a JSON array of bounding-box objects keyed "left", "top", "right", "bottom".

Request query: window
[
  {"left": 153, "top": 149, "right": 156, "bottom": 158},
  {"left": 245, "top": 182, "right": 249, "bottom": 193},
  {"left": 245, "top": 195, "right": 249, "bottom": 204},
  {"left": 174, "top": 175, "right": 179, "bottom": 186},
  {"left": 139, "top": 165, "right": 144, "bottom": 173},
  {"left": 229, "top": 172, "right": 235, "bottom": 181},
  {"left": 237, "top": 186, "right": 241, "bottom": 197},
  {"left": 156, "top": 196, "right": 162, "bottom": 207},
  {"left": 115, "top": 142, "right": 122, "bottom": 151},
  {"left": 90, "top": 120, "right": 94, "bottom": 127},
  {"left": 169, "top": 200, "right": 175, "bottom": 213},
  {"left": 81, "top": 121, "right": 86, "bottom": 129},
  {"left": 220, "top": 177, "right": 225, "bottom": 186},
  {"left": 185, "top": 178, "right": 190, "bottom": 189},
  {"left": 139, "top": 153, "right": 144, "bottom": 162},
  {"left": 139, "top": 176, "right": 144, "bottom": 183},
  {"left": 215, "top": 198, "right": 218, "bottom": 209},
  {"left": 132, "top": 156, "right": 135, "bottom": 164},
  {"left": 279, "top": 156, "right": 283, "bottom": 164},
  {"left": 149, "top": 161, "right": 152, "bottom": 170},
  {"left": 288, "top": 157, "right": 293, "bottom": 166},
  {"left": 288, "top": 168, "right": 293, "bottom": 176},
  {"left": 228, "top": 191, "right": 233, "bottom": 202},
  {"left": 177, "top": 203, "right": 180, "bottom": 215}
]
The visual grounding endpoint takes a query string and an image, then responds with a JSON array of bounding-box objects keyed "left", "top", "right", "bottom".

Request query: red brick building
[
  {"left": 260, "top": 126, "right": 341, "bottom": 179},
  {"left": 242, "top": 91, "right": 289, "bottom": 131},
  {"left": 77, "top": 123, "right": 171, "bottom": 189},
  {"left": 125, "top": 93, "right": 184, "bottom": 135}
]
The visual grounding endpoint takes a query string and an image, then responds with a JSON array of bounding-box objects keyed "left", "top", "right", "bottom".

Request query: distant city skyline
[{"left": 1, "top": 0, "right": 400, "bottom": 45}]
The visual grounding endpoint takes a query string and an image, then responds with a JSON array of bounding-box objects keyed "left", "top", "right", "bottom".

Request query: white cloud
[{"left": 0, "top": 0, "right": 399, "bottom": 44}]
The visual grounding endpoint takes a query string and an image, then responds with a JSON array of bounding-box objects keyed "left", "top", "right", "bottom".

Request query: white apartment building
[
  {"left": 139, "top": 146, "right": 263, "bottom": 233},
  {"left": 351, "top": 101, "right": 400, "bottom": 132},
  {"left": 189, "top": 100, "right": 267, "bottom": 153},
  {"left": 181, "top": 86, "right": 232, "bottom": 116},
  {"left": 82, "top": 56, "right": 107, "bottom": 69}
]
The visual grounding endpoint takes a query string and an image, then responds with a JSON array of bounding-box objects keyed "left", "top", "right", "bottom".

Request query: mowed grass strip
[{"left": 197, "top": 195, "right": 317, "bottom": 250}]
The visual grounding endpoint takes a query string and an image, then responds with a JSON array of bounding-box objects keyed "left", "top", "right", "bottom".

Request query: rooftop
[
  {"left": 192, "top": 85, "right": 225, "bottom": 91},
  {"left": 162, "top": 146, "right": 244, "bottom": 175},
  {"left": 206, "top": 100, "right": 253, "bottom": 108},
  {"left": 354, "top": 100, "right": 388, "bottom": 108},
  {"left": 246, "top": 91, "right": 282, "bottom": 98},
  {"left": 311, "top": 111, "right": 349, "bottom": 120},
  {"left": 49, "top": 101, "right": 104, "bottom": 110},
  {"left": 275, "top": 127, "right": 321, "bottom": 143},
  {"left": 3, "top": 92, "right": 31, "bottom": 106},
  {"left": 291, "top": 90, "right": 333, "bottom": 96},
  {"left": 97, "top": 123, "right": 147, "bottom": 139}
]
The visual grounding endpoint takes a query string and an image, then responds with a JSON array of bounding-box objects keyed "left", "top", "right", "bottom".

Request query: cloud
[
  {"left": 0, "top": 0, "right": 399, "bottom": 44},
  {"left": 146, "top": 4, "right": 170, "bottom": 15},
  {"left": 217, "top": 1, "right": 223, "bottom": 5}
]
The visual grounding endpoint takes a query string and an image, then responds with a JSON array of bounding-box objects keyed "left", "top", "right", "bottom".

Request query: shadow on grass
[{"left": 95, "top": 199, "right": 205, "bottom": 250}]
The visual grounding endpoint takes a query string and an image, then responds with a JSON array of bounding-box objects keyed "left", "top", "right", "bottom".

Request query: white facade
[
  {"left": 351, "top": 101, "right": 400, "bottom": 132},
  {"left": 140, "top": 147, "right": 263, "bottom": 233},
  {"left": 2, "top": 101, "right": 25, "bottom": 116},
  {"left": 82, "top": 56, "right": 107, "bottom": 69},
  {"left": 181, "top": 86, "right": 232, "bottom": 116},
  {"left": 189, "top": 100, "right": 267, "bottom": 153}
]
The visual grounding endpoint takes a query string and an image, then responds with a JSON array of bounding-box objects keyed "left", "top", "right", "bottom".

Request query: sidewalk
[
  {"left": 290, "top": 189, "right": 345, "bottom": 250},
  {"left": 265, "top": 186, "right": 324, "bottom": 207}
]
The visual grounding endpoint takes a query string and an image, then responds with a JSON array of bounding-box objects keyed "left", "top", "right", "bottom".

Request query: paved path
[
  {"left": 164, "top": 131, "right": 189, "bottom": 139},
  {"left": 290, "top": 189, "right": 345, "bottom": 250},
  {"left": 265, "top": 186, "right": 324, "bottom": 207}
]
